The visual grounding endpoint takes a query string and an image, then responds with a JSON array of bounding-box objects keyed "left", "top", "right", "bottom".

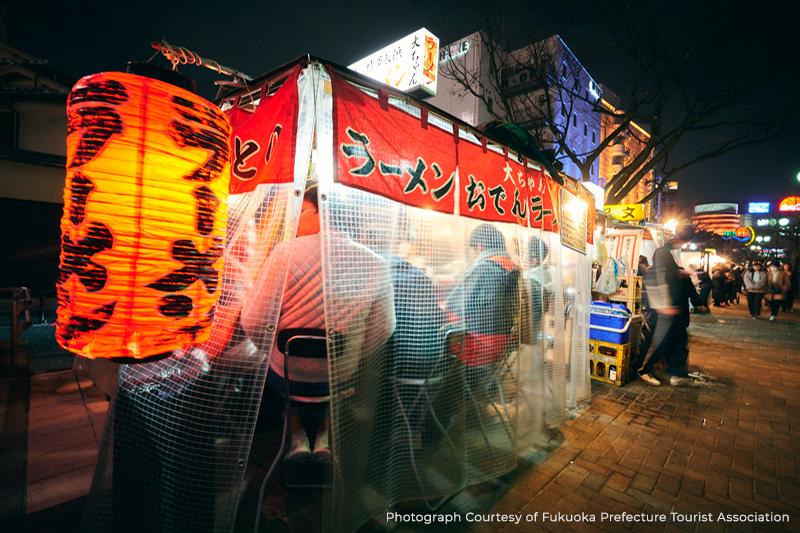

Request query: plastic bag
[{"left": 594, "top": 257, "right": 620, "bottom": 294}]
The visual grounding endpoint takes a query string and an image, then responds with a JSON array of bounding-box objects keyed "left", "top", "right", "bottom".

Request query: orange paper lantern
[{"left": 57, "top": 71, "right": 231, "bottom": 361}]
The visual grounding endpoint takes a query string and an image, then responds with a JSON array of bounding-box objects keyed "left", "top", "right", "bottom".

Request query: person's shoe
[
  {"left": 312, "top": 430, "right": 332, "bottom": 462},
  {"left": 769, "top": 315, "right": 776, "bottom": 322},
  {"left": 286, "top": 432, "right": 311, "bottom": 460},
  {"left": 751, "top": 315, "right": 757, "bottom": 319},
  {"left": 670, "top": 376, "right": 691, "bottom": 387},
  {"left": 638, "top": 373, "right": 660, "bottom": 386}
]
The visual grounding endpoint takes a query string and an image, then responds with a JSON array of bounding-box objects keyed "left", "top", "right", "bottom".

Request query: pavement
[
  {"left": 452, "top": 301, "right": 800, "bottom": 532},
  {"left": 1, "top": 299, "right": 798, "bottom": 532}
]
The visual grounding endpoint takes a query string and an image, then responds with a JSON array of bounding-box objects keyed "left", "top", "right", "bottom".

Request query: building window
[
  {"left": 612, "top": 155, "right": 624, "bottom": 165},
  {"left": 572, "top": 114, "right": 577, "bottom": 127},
  {"left": 583, "top": 123, "right": 588, "bottom": 137},
  {"left": 592, "top": 130, "right": 596, "bottom": 143},
  {"left": 0, "top": 108, "right": 18, "bottom": 149},
  {"left": 561, "top": 62, "right": 568, "bottom": 78}
]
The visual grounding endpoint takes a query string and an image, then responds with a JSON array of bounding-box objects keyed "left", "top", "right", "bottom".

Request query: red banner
[
  {"left": 458, "top": 140, "right": 528, "bottom": 227},
  {"left": 330, "top": 72, "right": 584, "bottom": 237},
  {"left": 332, "top": 73, "right": 457, "bottom": 214},
  {"left": 227, "top": 66, "right": 300, "bottom": 194},
  {"left": 526, "top": 167, "right": 559, "bottom": 232}
]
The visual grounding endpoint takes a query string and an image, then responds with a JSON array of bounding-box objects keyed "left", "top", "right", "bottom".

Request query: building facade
[
  {"left": 0, "top": 43, "right": 69, "bottom": 293},
  {"left": 431, "top": 33, "right": 601, "bottom": 183},
  {"left": 597, "top": 93, "right": 654, "bottom": 218}
]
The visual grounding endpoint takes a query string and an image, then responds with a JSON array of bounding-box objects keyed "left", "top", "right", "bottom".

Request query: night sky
[{"left": 5, "top": 0, "right": 799, "bottom": 214}]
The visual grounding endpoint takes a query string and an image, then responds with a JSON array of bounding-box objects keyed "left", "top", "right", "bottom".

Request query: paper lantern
[{"left": 56, "top": 71, "right": 231, "bottom": 361}]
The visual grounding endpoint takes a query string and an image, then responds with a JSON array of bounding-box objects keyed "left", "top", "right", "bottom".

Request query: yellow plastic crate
[
  {"left": 609, "top": 275, "right": 642, "bottom": 314},
  {"left": 589, "top": 339, "right": 631, "bottom": 386}
]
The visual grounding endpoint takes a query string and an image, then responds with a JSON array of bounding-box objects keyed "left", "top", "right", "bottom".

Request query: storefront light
[{"left": 779, "top": 218, "right": 790, "bottom": 226}]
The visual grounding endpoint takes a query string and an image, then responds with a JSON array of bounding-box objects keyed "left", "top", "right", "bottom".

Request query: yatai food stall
[{"left": 59, "top": 53, "right": 596, "bottom": 532}]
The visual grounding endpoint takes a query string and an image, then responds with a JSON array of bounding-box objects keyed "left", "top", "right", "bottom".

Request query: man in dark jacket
[
  {"left": 445, "top": 224, "right": 520, "bottom": 391},
  {"left": 389, "top": 257, "right": 446, "bottom": 380},
  {"left": 661, "top": 269, "right": 707, "bottom": 382},
  {"left": 638, "top": 228, "right": 694, "bottom": 385}
]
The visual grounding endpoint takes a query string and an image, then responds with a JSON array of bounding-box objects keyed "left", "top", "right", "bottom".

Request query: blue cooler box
[{"left": 590, "top": 301, "right": 632, "bottom": 344}]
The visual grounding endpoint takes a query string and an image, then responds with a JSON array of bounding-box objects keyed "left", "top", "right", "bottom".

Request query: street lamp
[{"left": 664, "top": 219, "right": 679, "bottom": 233}]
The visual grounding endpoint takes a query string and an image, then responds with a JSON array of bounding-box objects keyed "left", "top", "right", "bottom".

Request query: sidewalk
[
  {"left": 2, "top": 300, "right": 798, "bottom": 531},
  {"left": 468, "top": 301, "right": 800, "bottom": 532}
]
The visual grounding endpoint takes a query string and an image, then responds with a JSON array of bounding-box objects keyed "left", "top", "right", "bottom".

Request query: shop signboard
[
  {"left": 560, "top": 188, "right": 588, "bottom": 254},
  {"left": 722, "top": 225, "right": 755, "bottom": 245},
  {"left": 603, "top": 203, "right": 645, "bottom": 222},
  {"left": 349, "top": 28, "right": 439, "bottom": 96},
  {"left": 778, "top": 196, "right": 800, "bottom": 212},
  {"left": 605, "top": 229, "right": 643, "bottom": 274},
  {"left": 748, "top": 202, "right": 770, "bottom": 214}
]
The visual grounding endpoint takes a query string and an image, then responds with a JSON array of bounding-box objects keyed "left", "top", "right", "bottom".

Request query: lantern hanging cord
[{"left": 151, "top": 40, "right": 252, "bottom": 81}]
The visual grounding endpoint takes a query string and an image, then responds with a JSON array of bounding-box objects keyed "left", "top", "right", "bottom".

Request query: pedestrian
[
  {"left": 711, "top": 267, "right": 726, "bottom": 307},
  {"left": 732, "top": 264, "right": 744, "bottom": 304},
  {"left": 637, "top": 227, "right": 692, "bottom": 386},
  {"left": 743, "top": 261, "right": 767, "bottom": 318},
  {"left": 694, "top": 266, "right": 712, "bottom": 311},
  {"left": 782, "top": 263, "right": 796, "bottom": 312},
  {"left": 661, "top": 269, "right": 708, "bottom": 385},
  {"left": 764, "top": 263, "right": 791, "bottom": 322}
]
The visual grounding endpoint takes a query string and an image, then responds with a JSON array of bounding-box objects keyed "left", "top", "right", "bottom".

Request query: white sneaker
[
  {"left": 670, "top": 376, "right": 690, "bottom": 386},
  {"left": 769, "top": 316, "right": 776, "bottom": 322}
]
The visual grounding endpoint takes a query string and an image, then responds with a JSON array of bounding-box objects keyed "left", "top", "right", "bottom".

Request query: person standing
[
  {"left": 743, "top": 262, "right": 767, "bottom": 318},
  {"left": 764, "top": 263, "right": 791, "bottom": 322},
  {"left": 782, "top": 263, "right": 796, "bottom": 312},
  {"left": 711, "top": 267, "right": 726, "bottom": 307},
  {"left": 693, "top": 265, "right": 712, "bottom": 311}
]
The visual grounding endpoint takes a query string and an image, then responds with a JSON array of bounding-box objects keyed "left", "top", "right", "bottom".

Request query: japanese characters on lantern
[{"left": 57, "top": 72, "right": 231, "bottom": 361}]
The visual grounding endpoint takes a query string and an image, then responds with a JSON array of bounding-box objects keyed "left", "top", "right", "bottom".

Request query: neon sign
[
  {"left": 722, "top": 225, "right": 755, "bottom": 245},
  {"left": 778, "top": 196, "right": 800, "bottom": 212}
]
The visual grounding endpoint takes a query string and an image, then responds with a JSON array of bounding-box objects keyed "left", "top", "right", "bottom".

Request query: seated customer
[
  {"left": 242, "top": 185, "right": 394, "bottom": 460},
  {"left": 445, "top": 224, "right": 520, "bottom": 397}
]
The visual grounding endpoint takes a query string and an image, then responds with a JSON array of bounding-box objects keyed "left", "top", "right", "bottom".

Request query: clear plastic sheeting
[
  {"left": 542, "top": 232, "right": 567, "bottom": 427},
  {"left": 564, "top": 247, "right": 592, "bottom": 410},
  {"left": 319, "top": 185, "right": 534, "bottom": 531},
  {"left": 80, "top": 68, "right": 313, "bottom": 533}
]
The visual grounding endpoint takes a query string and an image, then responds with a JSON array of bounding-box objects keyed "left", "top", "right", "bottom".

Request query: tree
[{"left": 438, "top": 1, "right": 795, "bottom": 206}]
